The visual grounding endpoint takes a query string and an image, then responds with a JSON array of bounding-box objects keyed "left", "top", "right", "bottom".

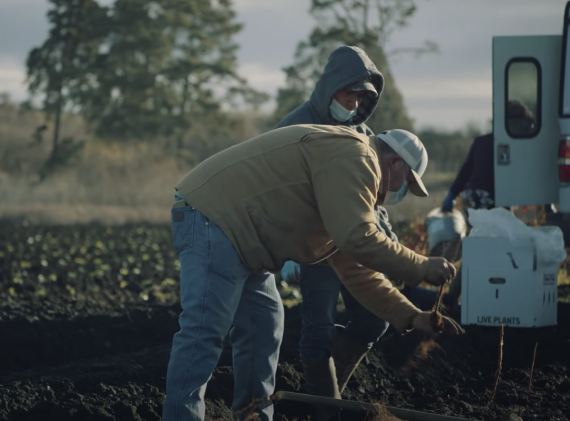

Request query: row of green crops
[{"left": 0, "top": 223, "right": 180, "bottom": 304}]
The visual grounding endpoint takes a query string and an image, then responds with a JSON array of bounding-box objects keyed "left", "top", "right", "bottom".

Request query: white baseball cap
[{"left": 377, "top": 129, "right": 429, "bottom": 197}]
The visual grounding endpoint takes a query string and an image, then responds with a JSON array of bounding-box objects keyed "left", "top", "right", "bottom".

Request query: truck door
[{"left": 493, "top": 35, "right": 561, "bottom": 208}]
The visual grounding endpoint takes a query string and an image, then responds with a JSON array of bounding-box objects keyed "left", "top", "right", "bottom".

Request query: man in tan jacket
[{"left": 162, "top": 124, "right": 462, "bottom": 421}]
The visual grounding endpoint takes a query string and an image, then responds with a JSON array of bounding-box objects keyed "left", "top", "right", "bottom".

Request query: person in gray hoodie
[
  {"left": 276, "top": 46, "right": 437, "bottom": 419},
  {"left": 278, "top": 46, "right": 380, "bottom": 135}
]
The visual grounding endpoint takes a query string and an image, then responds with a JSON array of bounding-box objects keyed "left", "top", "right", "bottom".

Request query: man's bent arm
[
  {"left": 312, "top": 154, "right": 429, "bottom": 285},
  {"left": 328, "top": 251, "right": 421, "bottom": 332}
]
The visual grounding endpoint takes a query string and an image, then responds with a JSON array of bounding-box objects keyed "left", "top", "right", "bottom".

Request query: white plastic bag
[
  {"left": 468, "top": 208, "right": 567, "bottom": 264},
  {"left": 468, "top": 208, "right": 530, "bottom": 240},
  {"left": 528, "top": 225, "right": 567, "bottom": 265}
]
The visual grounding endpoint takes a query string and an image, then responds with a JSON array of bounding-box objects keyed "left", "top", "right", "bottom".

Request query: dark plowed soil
[{"left": 1, "top": 223, "right": 569, "bottom": 421}]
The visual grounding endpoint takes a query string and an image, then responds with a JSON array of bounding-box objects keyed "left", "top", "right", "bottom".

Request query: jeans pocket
[{"left": 171, "top": 207, "right": 195, "bottom": 254}]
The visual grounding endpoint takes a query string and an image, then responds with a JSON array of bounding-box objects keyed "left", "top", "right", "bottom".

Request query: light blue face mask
[
  {"left": 384, "top": 160, "right": 408, "bottom": 205},
  {"left": 330, "top": 99, "right": 357, "bottom": 122},
  {"left": 384, "top": 182, "right": 408, "bottom": 205}
]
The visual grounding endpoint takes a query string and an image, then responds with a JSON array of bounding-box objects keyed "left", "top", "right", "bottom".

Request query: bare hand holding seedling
[
  {"left": 424, "top": 257, "right": 456, "bottom": 286},
  {"left": 412, "top": 311, "right": 465, "bottom": 335}
]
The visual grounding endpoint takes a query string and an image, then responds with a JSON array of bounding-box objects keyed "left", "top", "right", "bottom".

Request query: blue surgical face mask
[
  {"left": 384, "top": 182, "right": 408, "bottom": 205},
  {"left": 383, "top": 160, "right": 408, "bottom": 205},
  {"left": 330, "top": 99, "right": 357, "bottom": 122}
]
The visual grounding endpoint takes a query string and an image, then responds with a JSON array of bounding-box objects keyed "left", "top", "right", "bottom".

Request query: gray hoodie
[
  {"left": 276, "top": 46, "right": 385, "bottom": 135},
  {"left": 277, "top": 46, "right": 397, "bottom": 243}
]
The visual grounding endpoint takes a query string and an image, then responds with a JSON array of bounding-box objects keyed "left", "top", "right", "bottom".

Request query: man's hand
[
  {"left": 412, "top": 312, "right": 465, "bottom": 335},
  {"left": 425, "top": 257, "right": 456, "bottom": 286}
]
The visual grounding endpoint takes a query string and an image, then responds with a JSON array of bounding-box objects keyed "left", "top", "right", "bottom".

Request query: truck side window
[{"left": 505, "top": 59, "right": 541, "bottom": 138}]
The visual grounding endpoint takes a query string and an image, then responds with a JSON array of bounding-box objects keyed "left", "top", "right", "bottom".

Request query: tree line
[
  {"left": 26, "top": 0, "right": 267, "bottom": 173},
  {"left": 23, "top": 0, "right": 473, "bottom": 178}
]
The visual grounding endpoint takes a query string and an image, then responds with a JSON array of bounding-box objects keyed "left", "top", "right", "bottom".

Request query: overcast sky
[{"left": 0, "top": 0, "right": 567, "bottom": 130}]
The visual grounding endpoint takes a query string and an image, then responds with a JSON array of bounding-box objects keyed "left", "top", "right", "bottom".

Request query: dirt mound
[{"left": 1, "top": 223, "right": 569, "bottom": 421}]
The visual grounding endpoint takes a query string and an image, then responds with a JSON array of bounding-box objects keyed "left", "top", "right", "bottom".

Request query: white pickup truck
[
  {"left": 494, "top": 1, "right": 570, "bottom": 242},
  {"left": 451, "top": 4, "right": 570, "bottom": 327}
]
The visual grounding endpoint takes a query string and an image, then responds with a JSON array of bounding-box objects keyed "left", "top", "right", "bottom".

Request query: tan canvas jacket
[{"left": 175, "top": 124, "right": 430, "bottom": 331}]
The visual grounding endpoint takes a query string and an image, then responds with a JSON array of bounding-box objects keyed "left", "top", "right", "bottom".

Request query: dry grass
[
  {"left": 0, "top": 106, "right": 198, "bottom": 225},
  {"left": 0, "top": 105, "right": 455, "bottom": 225},
  {"left": 0, "top": 138, "right": 188, "bottom": 224}
]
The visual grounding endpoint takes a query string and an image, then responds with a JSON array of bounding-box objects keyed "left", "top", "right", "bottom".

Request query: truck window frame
[
  {"left": 559, "top": 1, "right": 570, "bottom": 117},
  {"left": 504, "top": 57, "right": 542, "bottom": 139}
]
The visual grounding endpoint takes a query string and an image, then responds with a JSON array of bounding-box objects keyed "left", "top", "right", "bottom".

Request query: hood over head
[{"left": 309, "top": 46, "right": 385, "bottom": 127}]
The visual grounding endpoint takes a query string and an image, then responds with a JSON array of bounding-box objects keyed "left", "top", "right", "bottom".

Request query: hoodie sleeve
[
  {"left": 327, "top": 251, "right": 421, "bottom": 332},
  {"left": 449, "top": 138, "right": 476, "bottom": 197},
  {"left": 376, "top": 206, "right": 398, "bottom": 242},
  {"left": 311, "top": 153, "right": 430, "bottom": 285},
  {"left": 356, "top": 123, "right": 375, "bottom": 136}
]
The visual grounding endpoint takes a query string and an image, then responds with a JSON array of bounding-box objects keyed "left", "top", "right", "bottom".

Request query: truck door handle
[{"left": 489, "top": 278, "right": 506, "bottom": 284}]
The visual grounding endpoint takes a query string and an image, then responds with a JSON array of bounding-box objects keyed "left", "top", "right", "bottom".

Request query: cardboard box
[{"left": 461, "top": 236, "right": 559, "bottom": 327}]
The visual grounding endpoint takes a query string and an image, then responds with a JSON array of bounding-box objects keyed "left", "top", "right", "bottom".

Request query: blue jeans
[
  {"left": 401, "top": 284, "right": 440, "bottom": 311},
  {"left": 298, "top": 264, "right": 437, "bottom": 360},
  {"left": 163, "top": 206, "right": 284, "bottom": 421},
  {"left": 299, "top": 264, "right": 388, "bottom": 359}
]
